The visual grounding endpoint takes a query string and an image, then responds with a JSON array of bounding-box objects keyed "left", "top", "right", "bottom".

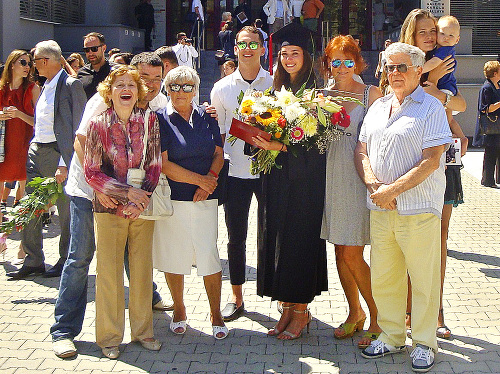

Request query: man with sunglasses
[
  {"left": 354, "top": 43, "right": 452, "bottom": 372},
  {"left": 211, "top": 26, "right": 273, "bottom": 322},
  {"left": 77, "top": 32, "right": 115, "bottom": 100},
  {"left": 7, "top": 40, "right": 86, "bottom": 281}
]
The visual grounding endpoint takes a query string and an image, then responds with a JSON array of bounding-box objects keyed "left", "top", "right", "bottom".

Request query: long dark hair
[
  {"left": 0, "top": 50, "right": 34, "bottom": 91},
  {"left": 273, "top": 47, "right": 315, "bottom": 93}
]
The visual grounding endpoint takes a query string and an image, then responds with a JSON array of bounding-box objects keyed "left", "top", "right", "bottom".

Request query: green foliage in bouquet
[{"left": 0, "top": 177, "right": 64, "bottom": 235}]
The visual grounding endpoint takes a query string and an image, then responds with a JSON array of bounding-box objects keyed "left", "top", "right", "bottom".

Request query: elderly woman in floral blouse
[{"left": 84, "top": 66, "right": 162, "bottom": 359}]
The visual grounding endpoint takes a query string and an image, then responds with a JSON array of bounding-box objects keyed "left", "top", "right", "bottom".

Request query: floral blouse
[{"left": 84, "top": 106, "right": 161, "bottom": 217}]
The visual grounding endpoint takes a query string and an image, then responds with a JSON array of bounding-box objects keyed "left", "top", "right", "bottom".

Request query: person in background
[
  {"left": 301, "top": 0, "right": 324, "bottom": 32},
  {"left": 172, "top": 32, "right": 198, "bottom": 69},
  {"left": 375, "top": 39, "right": 392, "bottom": 80},
  {"left": 221, "top": 11, "right": 232, "bottom": 31},
  {"left": 84, "top": 66, "right": 162, "bottom": 359},
  {"left": 6, "top": 40, "right": 86, "bottom": 280},
  {"left": 218, "top": 21, "right": 236, "bottom": 77},
  {"left": 372, "top": 0, "right": 386, "bottom": 50},
  {"left": 111, "top": 52, "right": 134, "bottom": 65},
  {"left": 135, "top": 0, "right": 155, "bottom": 51},
  {"left": 473, "top": 61, "right": 500, "bottom": 187},
  {"left": 320, "top": 35, "right": 382, "bottom": 349},
  {"left": 356, "top": 42, "right": 451, "bottom": 372},
  {"left": 155, "top": 46, "right": 179, "bottom": 96},
  {"left": 222, "top": 60, "right": 236, "bottom": 77},
  {"left": 290, "top": 0, "right": 304, "bottom": 22},
  {"left": 153, "top": 66, "right": 227, "bottom": 339},
  {"left": 0, "top": 50, "right": 41, "bottom": 218},
  {"left": 190, "top": 0, "right": 204, "bottom": 46},
  {"left": 254, "top": 19, "right": 268, "bottom": 67},
  {"left": 108, "top": 48, "right": 121, "bottom": 59},
  {"left": 78, "top": 32, "right": 115, "bottom": 100},
  {"left": 67, "top": 53, "right": 85, "bottom": 73},
  {"left": 234, "top": 0, "right": 252, "bottom": 32},
  {"left": 211, "top": 26, "right": 273, "bottom": 322}
]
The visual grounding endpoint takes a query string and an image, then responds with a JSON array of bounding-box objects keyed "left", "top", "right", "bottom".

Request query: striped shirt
[{"left": 359, "top": 85, "right": 452, "bottom": 218}]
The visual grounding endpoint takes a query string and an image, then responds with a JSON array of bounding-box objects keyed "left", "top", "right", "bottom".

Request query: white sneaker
[
  {"left": 53, "top": 338, "right": 77, "bottom": 358},
  {"left": 361, "top": 339, "right": 405, "bottom": 359},
  {"left": 410, "top": 344, "right": 435, "bottom": 372}
]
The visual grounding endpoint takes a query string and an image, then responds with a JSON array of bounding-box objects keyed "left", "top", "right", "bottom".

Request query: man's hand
[
  {"left": 370, "top": 184, "right": 398, "bottom": 210},
  {"left": 55, "top": 166, "right": 68, "bottom": 184},
  {"left": 95, "top": 191, "right": 119, "bottom": 209}
]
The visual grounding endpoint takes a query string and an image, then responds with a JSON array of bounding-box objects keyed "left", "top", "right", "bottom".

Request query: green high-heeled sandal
[{"left": 334, "top": 317, "right": 366, "bottom": 340}]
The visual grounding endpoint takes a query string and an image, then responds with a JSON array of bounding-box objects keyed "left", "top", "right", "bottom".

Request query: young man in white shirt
[
  {"left": 172, "top": 32, "right": 199, "bottom": 69},
  {"left": 211, "top": 26, "right": 273, "bottom": 321}
]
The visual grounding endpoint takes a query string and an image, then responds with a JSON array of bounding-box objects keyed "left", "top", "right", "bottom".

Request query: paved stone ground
[{"left": 0, "top": 149, "right": 498, "bottom": 374}]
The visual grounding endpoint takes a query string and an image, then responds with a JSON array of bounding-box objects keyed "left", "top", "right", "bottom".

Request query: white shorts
[{"left": 152, "top": 199, "right": 221, "bottom": 276}]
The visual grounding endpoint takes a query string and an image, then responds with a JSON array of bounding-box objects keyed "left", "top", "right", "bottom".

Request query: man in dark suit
[{"left": 7, "top": 40, "right": 86, "bottom": 280}]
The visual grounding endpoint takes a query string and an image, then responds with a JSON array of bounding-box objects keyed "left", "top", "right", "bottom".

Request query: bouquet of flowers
[
  {"left": 0, "top": 177, "right": 64, "bottom": 235},
  {"left": 230, "top": 85, "right": 361, "bottom": 174}
]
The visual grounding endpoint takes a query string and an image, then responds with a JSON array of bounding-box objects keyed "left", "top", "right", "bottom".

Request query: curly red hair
[{"left": 321, "top": 35, "right": 367, "bottom": 77}]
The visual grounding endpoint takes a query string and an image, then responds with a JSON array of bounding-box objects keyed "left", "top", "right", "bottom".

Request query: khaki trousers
[
  {"left": 370, "top": 210, "right": 441, "bottom": 351},
  {"left": 94, "top": 213, "right": 155, "bottom": 348}
]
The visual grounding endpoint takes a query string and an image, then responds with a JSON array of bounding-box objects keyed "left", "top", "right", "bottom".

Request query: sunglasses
[
  {"left": 18, "top": 59, "right": 33, "bottom": 68},
  {"left": 384, "top": 63, "right": 416, "bottom": 74},
  {"left": 331, "top": 59, "right": 355, "bottom": 69},
  {"left": 169, "top": 83, "right": 195, "bottom": 93},
  {"left": 236, "top": 41, "right": 260, "bottom": 50},
  {"left": 83, "top": 44, "right": 103, "bottom": 53}
]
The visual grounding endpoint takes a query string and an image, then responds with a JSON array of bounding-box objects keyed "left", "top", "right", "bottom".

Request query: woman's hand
[
  {"left": 1, "top": 106, "right": 19, "bottom": 120},
  {"left": 127, "top": 187, "right": 151, "bottom": 209},
  {"left": 193, "top": 187, "right": 210, "bottom": 202},
  {"left": 252, "top": 136, "right": 285, "bottom": 151},
  {"left": 95, "top": 191, "right": 119, "bottom": 209},
  {"left": 123, "top": 203, "right": 142, "bottom": 220},
  {"left": 427, "top": 55, "right": 455, "bottom": 83},
  {"left": 197, "top": 174, "right": 218, "bottom": 194},
  {"left": 422, "top": 81, "right": 445, "bottom": 102}
]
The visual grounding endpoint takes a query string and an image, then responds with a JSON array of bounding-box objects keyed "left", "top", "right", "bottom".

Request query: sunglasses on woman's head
[
  {"left": 384, "top": 63, "right": 415, "bottom": 74},
  {"left": 236, "top": 41, "right": 260, "bottom": 50},
  {"left": 83, "top": 45, "right": 103, "bottom": 53},
  {"left": 169, "top": 83, "right": 195, "bottom": 93},
  {"left": 18, "top": 59, "right": 33, "bottom": 68},
  {"left": 331, "top": 59, "right": 355, "bottom": 69}
]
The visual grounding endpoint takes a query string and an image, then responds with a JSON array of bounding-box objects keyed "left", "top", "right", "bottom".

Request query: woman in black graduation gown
[{"left": 252, "top": 22, "right": 328, "bottom": 340}]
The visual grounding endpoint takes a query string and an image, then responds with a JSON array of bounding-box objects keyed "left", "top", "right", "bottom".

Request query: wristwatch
[{"left": 443, "top": 93, "right": 452, "bottom": 107}]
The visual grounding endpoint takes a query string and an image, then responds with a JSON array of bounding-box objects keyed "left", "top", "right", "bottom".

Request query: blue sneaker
[
  {"left": 361, "top": 339, "right": 405, "bottom": 359},
  {"left": 410, "top": 344, "right": 435, "bottom": 372}
]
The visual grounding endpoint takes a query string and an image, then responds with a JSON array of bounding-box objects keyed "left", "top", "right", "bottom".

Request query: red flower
[
  {"left": 331, "top": 107, "right": 350, "bottom": 129},
  {"left": 290, "top": 126, "right": 304, "bottom": 141},
  {"left": 277, "top": 116, "right": 286, "bottom": 128}
]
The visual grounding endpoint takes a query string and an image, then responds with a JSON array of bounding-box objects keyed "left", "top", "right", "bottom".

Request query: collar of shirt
[
  {"left": 381, "top": 84, "right": 425, "bottom": 106},
  {"left": 231, "top": 66, "right": 269, "bottom": 86},
  {"left": 44, "top": 68, "right": 64, "bottom": 89},
  {"left": 166, "top": 100, "right": 199, "bottom": 127}
]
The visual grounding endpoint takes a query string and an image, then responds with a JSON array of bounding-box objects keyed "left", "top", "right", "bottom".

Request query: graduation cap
[{"left": 269, "top": 21, "right": 314, "bottom": 74}]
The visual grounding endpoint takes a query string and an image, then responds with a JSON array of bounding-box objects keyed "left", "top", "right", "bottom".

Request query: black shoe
[
  {"left": 6, "top": 264, "right": 46, "bottom": 279},
  {"left": 43, "top": 262, "right": 64, "bottom": 278},
  {"left": 221, "top": 302, "right": 245, "bottom": 322}
]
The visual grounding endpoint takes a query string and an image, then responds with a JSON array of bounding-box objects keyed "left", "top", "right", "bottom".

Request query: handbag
[
  {"left": 127, "top": 109, "right": 173, "bottom": 220},
  {"left": 215, "top": 50, "right": 226, "bottom": 62},
  {"left": 478, "top": 111, "right": 500, "bottom": 135}
]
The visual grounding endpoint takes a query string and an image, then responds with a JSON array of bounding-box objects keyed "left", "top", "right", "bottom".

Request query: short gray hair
[
  {"left": 164, "top": 66, "right": 200, "bottom": 93},
  {"left": 384, "top": 42, "right": 426, "bottom": 67},
  {"left": 34, "top": 40, "right": 62, "bottom": 61}
]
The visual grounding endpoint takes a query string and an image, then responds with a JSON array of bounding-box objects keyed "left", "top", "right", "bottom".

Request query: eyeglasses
[
  {"left": 236, "top": 41, "right": 260, "bottom": 50},
  {"left": 83, "top": 44, "right": 103, "bottom": 53},
  {"left": 169, "top": 83, "right": 195, "bottom": 93},
  {"left": 33, "top": 57, "right": 49, "bottom": 64},
  {"left": 331, "top": 59, "right": 355, "bottom": 69},
  {"left": 18, "top": 59, "right": 33, "bottom": 68},
  {"left": 384, "top": 63, "right": 416, "bottom": 74},
  {"left": 142, "top": 77, "right": 163, "bottom": 84}
]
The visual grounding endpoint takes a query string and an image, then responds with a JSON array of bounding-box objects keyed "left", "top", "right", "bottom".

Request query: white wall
[{"left": 0, "top": 0, "right": 54, "bottom": 61}]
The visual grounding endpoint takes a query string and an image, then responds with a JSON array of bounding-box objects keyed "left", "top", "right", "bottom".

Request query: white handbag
[{"left": 127, "top": 109, "right": 173, "bottom": 220}]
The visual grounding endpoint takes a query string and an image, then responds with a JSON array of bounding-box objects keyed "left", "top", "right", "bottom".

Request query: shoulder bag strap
[{"left": 140, "top": 108, "right": 150, "bottom": 170}]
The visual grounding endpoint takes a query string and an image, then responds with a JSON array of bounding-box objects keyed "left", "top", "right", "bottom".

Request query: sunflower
[{"left": 256, "top": 109, "right": 281, "bottom": 127}]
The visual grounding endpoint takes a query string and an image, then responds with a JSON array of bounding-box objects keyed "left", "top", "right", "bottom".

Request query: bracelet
[
  {"left": 280, "top": 143, "right": 285, "bottom": 151},
  {"left": 209, "top": 169, "right": 218, "bottom": 178},
  {"left": 443, "top": 93, "right": 451, "bottom": 107}
]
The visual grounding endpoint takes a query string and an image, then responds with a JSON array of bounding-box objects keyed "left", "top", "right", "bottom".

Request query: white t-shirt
[
  {"left": 191, "top": 0, "right": 204, "bottom": 22},
  {"left": 172, "top": 43, "right": 199, "bottom": 69},
  {"left": 65, "top": 92, "right": 169, "bottom": 200},
  {"left": 210, "top": 67, "right": 274, "bottom": 179}
]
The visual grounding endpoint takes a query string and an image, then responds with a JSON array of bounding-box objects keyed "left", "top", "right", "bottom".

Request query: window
[{"left": 20, "top": 0, "right": 85, "bottom": 24}]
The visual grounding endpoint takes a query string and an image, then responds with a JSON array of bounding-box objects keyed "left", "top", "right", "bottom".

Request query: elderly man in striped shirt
[{"left": 354, "top": 42, "right": 452, "bottom": 373}]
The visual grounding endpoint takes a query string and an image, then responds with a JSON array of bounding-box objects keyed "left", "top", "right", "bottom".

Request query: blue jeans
[{"left": 51, "top": 196, "right": 95, "bottom": 341}]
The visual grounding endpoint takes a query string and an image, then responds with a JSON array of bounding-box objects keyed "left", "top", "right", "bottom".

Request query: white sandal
[
  {"left": 169, "top": 319, "right": 187, "bottom": 335},
  {"left": 212, "top": 325, "right": 229, "bottom": 340}
]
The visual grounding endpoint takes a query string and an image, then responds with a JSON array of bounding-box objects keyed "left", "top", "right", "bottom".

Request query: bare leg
[
  {"left": 16, "top": 180, "right": 26, "bottom": 201},
  {"left": 1, "top": 183, "right": 9, "bottom": 202},
  {"left": 231, "top": 284, "right": 243, "bottom": 308},
  {"left": 203, "top": 271, "right": 225, "bottom": 338},
  {"left": 165, "top": 273, "right": 186, "bottom": 332},
  {"left": 406, "top": 275, "right": 412, "bottom": 331},
  {"left": 334, "top": 245, "right": 366, "bottom": 337},
  {"left": 439, "top": 204, "right": 453, "bottom": 327},
  {"left": 269, "top": 302, "right": 295, "bottom": 336}
]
